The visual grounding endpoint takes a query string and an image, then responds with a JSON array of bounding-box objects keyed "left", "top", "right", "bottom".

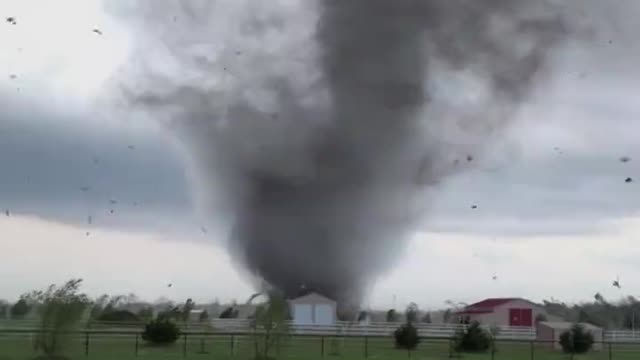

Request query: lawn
[{"left": 1, "top": 333, "right": 639, "bottom": 360}]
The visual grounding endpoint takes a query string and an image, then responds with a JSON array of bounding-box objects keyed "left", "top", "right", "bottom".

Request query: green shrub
[
  {"left": 394, "top": 322, "right": 420, "bottom": 350},
  {"left": 142, "top": 319, "right": 180, "bottom": 346},
  {"left": 559, "top": 324, "right": 594, "bottom": 354},
  {"left": 454, "top": 321, "right": 492, "bottom": 353}
]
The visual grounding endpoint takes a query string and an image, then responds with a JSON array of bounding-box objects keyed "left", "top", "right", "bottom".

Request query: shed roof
[
  {"left": 539, "top": 321, "right": 602, "bottom": 331},
  {"left": 289, "top": 292, "right": 336, "bottom": 304}
]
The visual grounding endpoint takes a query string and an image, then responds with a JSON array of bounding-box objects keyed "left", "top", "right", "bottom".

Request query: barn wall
[{"left": 492, "top": 299, "right": 545, "bottom": 327}]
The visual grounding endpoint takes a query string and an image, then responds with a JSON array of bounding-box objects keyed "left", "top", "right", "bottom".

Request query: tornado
[{"left": 111, "top": 0, "right": 572, "bottom": 312}]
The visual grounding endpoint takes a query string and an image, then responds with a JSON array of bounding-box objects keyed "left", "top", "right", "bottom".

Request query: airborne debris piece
[
  {"left": 200, "top": 226, "right": 207, "bottom": 233},
  {"left": 625, "top": 177, "right": 633, "bottom": 183},
  {"left": 492, "top": 274, "right": 498, "bottom": 281},
  {"left": 92, "top": 28, "right": 103, "bottom": 35},
  {"left": 6, "top": 17, "right": 16, "bottom": 25},
  {"left": 9, "top": 74, "right": 16, "bottom": 79},
  {"left": 127, "top": 145, "right": 135, "bottom": 150},
  {"left": 80, "top": 186, "right": 90, "bottom": 192},
  {"left": 466, "top": 155, "right": 474, "bottom": 162},
  {"left": 4, "top": 210, "right": 9, "bottom": 217},
  {"left": 109, "top": 209, "right": 114, "bottom": 214},
  {"left": 167, "top": 284, "right": 172, "bottom": 288},
  {"left": 613, "top": 277, "right": 621, "bottom": 289},
  {"left": 471, "top": 205, "right": 478, "bottom": 209},
  {"left": 86, "top": 232, "right": 91, "bottom": 237},
  {"left": 620, "top": 156, "right": 631, "bottom": 163},
  {"left": 109, "top": 199, "right": 118, "bottom": 205},
  {"left": 87, "top": 216, "right": 92, "bottom": 225}
]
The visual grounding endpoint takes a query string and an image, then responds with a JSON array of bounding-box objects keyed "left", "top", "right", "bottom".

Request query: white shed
[
  {"left": 288, "top": 292, "right": 337, "bottom": 326},
  {"left": 536, "top": 321, "right": 604, "bottom": 351}
]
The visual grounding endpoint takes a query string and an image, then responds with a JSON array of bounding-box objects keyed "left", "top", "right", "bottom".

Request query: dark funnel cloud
[{"left": 109, "top": 0, "right": 575, "bottom": 309}]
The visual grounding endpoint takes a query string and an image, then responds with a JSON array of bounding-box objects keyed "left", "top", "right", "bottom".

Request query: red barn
[{"left": 456, "top": 298, "right": 546, "bottom": 327}]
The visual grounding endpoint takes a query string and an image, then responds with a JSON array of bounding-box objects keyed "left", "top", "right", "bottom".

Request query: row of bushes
[{"left": 393, "top": 321, "right": 594, "bottom": 354}]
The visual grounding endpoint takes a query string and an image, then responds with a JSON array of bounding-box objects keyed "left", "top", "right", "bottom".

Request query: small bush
[
  {"left": 394, "top": 322, "right": 420, "bottom": 350},
  {"left": 559, "top": 324, "right": 594, "bottom": 354},
  {"left": 454, "top": 321, "right": 492, "bottom": 353},
  {"left": 142, "top": 319, "right": 180, "bottom": 346}
]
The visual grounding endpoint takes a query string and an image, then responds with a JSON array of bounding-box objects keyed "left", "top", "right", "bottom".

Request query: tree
[
  {"left": 97, "top": 310, "right": 141, "bottom": 322},
  {"left": 219, "top": 307, "right": 239, "bottom": 319},
  {"left": 199, "top": 310, "right": 210, "bottom": 323},
  {"left": 10, "top": 298, "right": 30, "bottom": 319},
  {"left": 421, "top": 312, "right": 432, "bottom": 324},
  {"left": 357, "top": 311, "right": 368, "bottom": 322},
  {"left": 142, "top": 319, "right": 180, "bottom": 346},
  {"left": 386, "top": 309, "right": 397, "bottom": 322},
  {"left": 89, "top": 294, "right": 109, "bottom": 320},
  {"left": 559, "top": 324, "right": 594, "bottom": 354},
  {"left": 23, "top": 279, "right": 91, "bottom": 359},
  {"left": 535, "top": 313, "right": 547, "bottom": 324},
  {"left": 454, "top": 321, "right": 492, "bottom": 353},
  {"left": 442, "top": 309, "right": 452, "bottom": 323},
  {"left": 182, "top": 298, "right": 195, "bottom": 322},
  {"left": 394, "top": 322, "right": 420, "bottom": 350},
  {"left": 405, "top": 303, "right": 419, "bottom": 324},
  {"left": 137, "top": 307, "right": 154, "bottom": 322},
  {"left": 250, "top": 291, "right": 290, "bottom": 360}
]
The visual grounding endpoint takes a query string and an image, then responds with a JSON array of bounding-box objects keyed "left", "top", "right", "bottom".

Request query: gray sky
[{"left": 1, "top": 0, "right": 640, "bottom": 310}]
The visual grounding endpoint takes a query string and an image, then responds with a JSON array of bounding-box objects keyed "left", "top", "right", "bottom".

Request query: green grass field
[{"left": 1, "top": 333, "right": 639, "bottom": 360}]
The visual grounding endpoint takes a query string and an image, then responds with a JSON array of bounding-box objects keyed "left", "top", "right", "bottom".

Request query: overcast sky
[{"left": 1, "top": 0, "right": 640, "bottom": 310}]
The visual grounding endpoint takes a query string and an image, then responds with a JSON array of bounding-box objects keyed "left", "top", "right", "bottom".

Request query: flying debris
[
  {"left": 86, "top": 232, "right": 91, "bottom": 237},
  {"left": 6, "top": 17, "right": 16, "bottom": 25},
  {"left": 80, "top": 186, "right": 91, "bottom": 192},
  {"left": 466, "top": 155, "right": 474, "bottom": 162},
  {"left": 109, "top": 209, "right": 114, "bottom": 214},
  {"left": 625, "top": 177, "right": 633, "bottom": 183},
  {"left": 92, "top": 28, "right": 103, "bottom": 35},
  {"left": 492, "top": 274, "right": 498, "bottom": 281},
  {"left": 9, "top": 74, "right": 16, "bottom": 79},
  {"left": 109, "top": 199, "right": 118, "bottom": 205},
  {"left": 620, "top": 156, "right": 631, "bottom": 163},
  {"left": 200, "top": 226, "right": 208, "bottom": 233},
  {"left": 127, "top": 145, "right": 135, "bottom": 150},
  {"left": 471, "top": 205, "right": 478, "bottom": 209},
  {"left": 4, "top": 210, "right": 9, "bottom": 217},
  {"left": 613, "top": 277, "right": 621, "bottom": 289},
  {"left": 87, "top": 216, "right": 92, "bottom": 225},
  {"left": 167, "top": 284, "right": 172, "bottom": 288}
]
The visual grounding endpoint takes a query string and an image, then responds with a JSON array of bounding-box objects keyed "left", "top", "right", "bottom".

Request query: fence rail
[{"left": 5, "top": 319, "right": 640, "bottom": 343}]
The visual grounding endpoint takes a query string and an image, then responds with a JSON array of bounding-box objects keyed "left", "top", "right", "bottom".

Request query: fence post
[
  {"left": 448, "top": 339, "right": 453, "bottom": 358},
  {"left": 230, "top": 334, "right": 235, "bottom": 356},
  {"left": 530, "top": 340, "right": 534, "bottom": 360},
  {"left": 183, "top": 334, "right": 187, "bottom": 357},
  {"left": 364, "top": 336, "right": 369, "bottom": 358},
  {"left": 135, "top": 334, "right": 139, "bottom": 357},
  {"left": 321, "top": 336, "right": 325, "bottom": 358},
  {"left": 84, "top": 331, "right": 89, "bottom": 357},
  {"left": 490, "top": 339, "right": 495, "bottom": 360},
  {"left": 609, "top": 342, "right": 612, "bottom": 360}
]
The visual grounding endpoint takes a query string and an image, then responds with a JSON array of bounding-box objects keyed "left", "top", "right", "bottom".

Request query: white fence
[
  {"left": 7, "top": 318, "right": 640, "bottom": 343},
  {"left": 211, "top": 319, "right": 536, "bottom": 340}
]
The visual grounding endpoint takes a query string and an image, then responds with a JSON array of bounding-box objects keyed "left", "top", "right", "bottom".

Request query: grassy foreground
[{"left": 1, "top": 333, "right": 639, "bottom": 360}]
